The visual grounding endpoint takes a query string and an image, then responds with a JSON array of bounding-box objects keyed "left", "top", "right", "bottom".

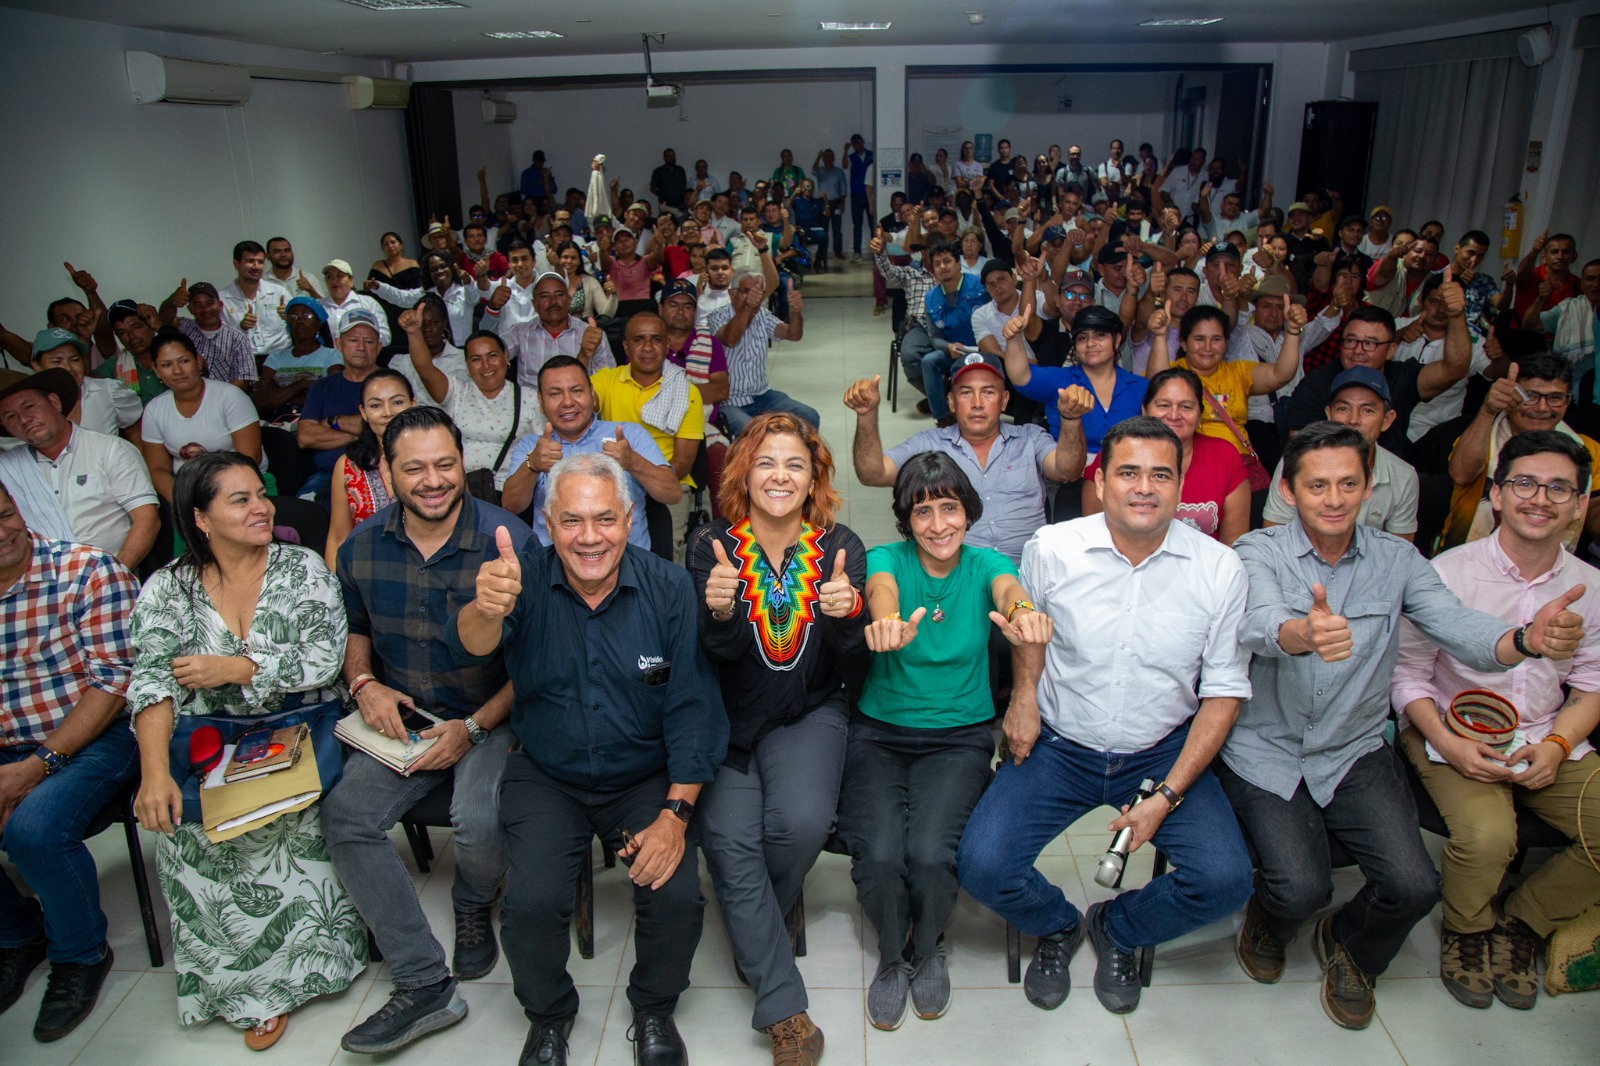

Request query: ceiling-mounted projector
[{"left": 646, "top": 78, "right": 681, "bottom": 107}]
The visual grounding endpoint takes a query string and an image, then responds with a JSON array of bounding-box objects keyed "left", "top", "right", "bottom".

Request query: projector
[{"left": 646, "top": 79, "right": 681, "bottom": 107}]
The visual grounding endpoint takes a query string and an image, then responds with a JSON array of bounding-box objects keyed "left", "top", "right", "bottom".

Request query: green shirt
[
  {"left": 861, "top": 540, "right": 1017, "bottom": 729},
  {"left": 93, "top": 355, "right": 166, "bottom": 405}
]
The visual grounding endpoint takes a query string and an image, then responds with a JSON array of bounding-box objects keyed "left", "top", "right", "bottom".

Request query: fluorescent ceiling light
[
  {"left": 483, "top": 30, "right": 565, "bottom": 39},
  {"left": 820, "top": 22, "right": 892, "bottom": 31},
  {"left": 1139, "top": 17, "right": 1224, "bottom": 26},
  {"left": 339, "top": 0, "right": 466, "bottom": 10}
]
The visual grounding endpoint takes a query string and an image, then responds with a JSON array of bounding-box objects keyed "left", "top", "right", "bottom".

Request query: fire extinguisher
[{"left": 1502, "top": 194, "right": 1524, "bottom": 259}]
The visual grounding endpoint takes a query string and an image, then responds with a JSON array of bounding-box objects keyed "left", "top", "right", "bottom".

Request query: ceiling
[{"left": 5, "top": 0, "right": 1554, "bottom": 64}]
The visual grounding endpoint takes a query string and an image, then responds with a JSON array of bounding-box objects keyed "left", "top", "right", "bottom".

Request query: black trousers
[{"left": 499, "top": 751, "right": 706, "bottom": 1024}]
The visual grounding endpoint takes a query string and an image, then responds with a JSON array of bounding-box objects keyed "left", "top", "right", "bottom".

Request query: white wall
[
  {"left": 0, "top": 8, "right": 415, "bottom": 333},
  {"left": 452, "top": 92, "right": 516, "bottom": 214},
  {"left": 462, "top": 79, "right": 873, "bottom": 208}
]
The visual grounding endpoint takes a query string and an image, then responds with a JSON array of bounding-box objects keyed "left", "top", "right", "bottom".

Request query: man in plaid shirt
[
  {"left": 0, "top": 478, "right": 140, "bottom": 1043},
  {"left": 156, "top": 280, "right": 258, "bottom": 389}
]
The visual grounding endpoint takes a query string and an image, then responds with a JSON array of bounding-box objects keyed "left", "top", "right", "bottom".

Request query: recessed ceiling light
[
  {"left": 339, "top": 0, "right": 466, "bottom": 11},
  {"left": 483, "top": 30, "right": 565, "bottom": 39},
  {"left": 820, "top": 22, "right": 892, "bottom": 31},
  {"left": 1139, "top": 17, "right": 1224, "bottom": 27}
]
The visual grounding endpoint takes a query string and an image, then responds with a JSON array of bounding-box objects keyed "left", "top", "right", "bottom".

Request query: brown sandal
[{"left": 244, "top": 1013, "right": 288, "bottom": 1051}]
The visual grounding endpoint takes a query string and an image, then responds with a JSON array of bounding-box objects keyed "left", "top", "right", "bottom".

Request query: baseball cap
[
  {"left": 532, "top": 271, "right": 567, "bottom": 291},
  {"left": 980, "top": 260, "right": 1015, "bottom": 284},
  {"left": 108, "top": 299, "right": 141, "bottom": 326},
  {"left": 950, "top": 351, "right": 1006, "bottom": 385},
  {"left": 1058, "top": 269, "right": 1095, "bottom": 293},
  {"left": 591, "top": 214, "right": 614, "bottom": 229},
  {"left": 324, "top": 259, "right": 354, "bottom": 276},
  {"left": 937, "top": 207, "right": 959, "bottom": 220},
  {"left": 188, "top": 281, "right": 220, "bottom": 300},
  {"left": 1340, "top": 214, "right": 1367, "bottom": 229},
  {"left": 1287, "top": 201, "right": 1312, "bottom": 215},
  {"left": 337, "top": 308, "right": 383, "bottom": 337},
  {"left": 1002, "top": 208, "right": 1022, "bottom": 222},
  {"left": 1040, "top": 225, "right": 1066, "bottom": 243},
  {"left": 31, "top": 327, "right": 88, "bottom": 357},
  {"left": 659, "top": 279, "right": 698, "bottom": 304},
  {"left": 1096, "top": 244, "right": 1128, "bottom": 266},
  {"left": 1329, "top": 366, "right": 1392, "bottom": 406},
  {"left": 1205, "top": 243, "right": 1241, "bottom": 263},
  {"left": 1368, "top": 204, "right": 1393, "bottom": 218}
]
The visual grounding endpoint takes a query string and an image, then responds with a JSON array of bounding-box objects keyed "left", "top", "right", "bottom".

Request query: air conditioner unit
[
  {"left": 346, "top": 76, "right": 411, "bottom": 110},
  {"left": 481, "top": 99, "right": 518, "bottom": 124},
  {"left": 126, "top": 51, "right": 251, "bottom": 105}
]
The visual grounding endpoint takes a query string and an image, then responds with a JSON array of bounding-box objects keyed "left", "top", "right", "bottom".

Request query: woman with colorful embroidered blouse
[
  {"left": 839, "top": 451, "right": 1051, "bottom": 1032},
  {"left": 688, "top": 411, "right": 868, "bottom": 1061}
]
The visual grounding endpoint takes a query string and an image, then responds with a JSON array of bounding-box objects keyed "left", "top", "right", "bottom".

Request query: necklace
[{"left": 921, "top": 554, "right": 961, "bottom": 623}]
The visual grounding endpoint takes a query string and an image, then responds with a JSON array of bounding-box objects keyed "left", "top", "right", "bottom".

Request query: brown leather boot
[{"left": 765, "top": 1011, "right": 824, "bottom": 1066}]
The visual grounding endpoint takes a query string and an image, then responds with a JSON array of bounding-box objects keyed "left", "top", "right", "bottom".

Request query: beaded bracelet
[{"left": 1543, "top": 733, "right": 1574, "bottom": 758}]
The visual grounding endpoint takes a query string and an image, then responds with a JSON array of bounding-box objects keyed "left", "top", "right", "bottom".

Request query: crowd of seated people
[{"left": 1, "top": 131, "right": 1598, "bottom": 1066}]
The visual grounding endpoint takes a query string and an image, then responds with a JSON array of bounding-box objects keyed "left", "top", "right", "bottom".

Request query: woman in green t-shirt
[{"left": 838, "top": 452, "right": 1052, "bottom": 1032}]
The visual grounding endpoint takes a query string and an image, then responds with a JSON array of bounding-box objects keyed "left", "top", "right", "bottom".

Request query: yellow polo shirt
[{"left": 590, "top": 365, "right": 704, "bottom": 475}]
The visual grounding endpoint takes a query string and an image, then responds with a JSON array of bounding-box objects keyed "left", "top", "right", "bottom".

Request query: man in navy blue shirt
[
  {"left": 451, "top": 451, "right": 727, "bottom": 1066},
  {"left": 846, "top": 134, "right": 874, "bottom": 259},
  {"left": 298, "top": 308, "right": 382, "bottom": 500}
]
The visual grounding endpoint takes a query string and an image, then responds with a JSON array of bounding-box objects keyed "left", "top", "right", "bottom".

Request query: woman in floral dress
[{"left": 130, "top": 451, "right": 365, "bottom": 1050}]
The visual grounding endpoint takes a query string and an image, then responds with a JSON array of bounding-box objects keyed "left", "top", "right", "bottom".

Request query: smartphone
[
  {"left": 233, "top": 727, "right": 275, "bottom": 764},
  {"left": 398, "top": 706, "right": 435, "bottom": 735}
]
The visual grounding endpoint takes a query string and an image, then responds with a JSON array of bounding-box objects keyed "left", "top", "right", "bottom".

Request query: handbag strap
[
  {"left": 1198, "top": 382, "right": 1261, "bottom": 461},
  {"left": 491, "top": 381, "right": 522, "bottom": 474}
]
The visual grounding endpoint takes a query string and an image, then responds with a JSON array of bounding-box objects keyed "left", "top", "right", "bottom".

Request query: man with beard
[
  {"left": 327, "top": 405, "right": 530, "bottom": 1057},
  {"left": 220, "top": 240, "right": 294, "bottom": 360},
  {"left": 265, "top": 236, "right": 297, "bottom": 285}
]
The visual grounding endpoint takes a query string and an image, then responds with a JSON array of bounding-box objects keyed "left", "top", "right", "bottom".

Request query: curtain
[
  {"left": 1355, "top": 57, "right": 1538, "bottom": 249},
  {"left": 1548, "top": 48, "right": 1600, "bottom": 257}
]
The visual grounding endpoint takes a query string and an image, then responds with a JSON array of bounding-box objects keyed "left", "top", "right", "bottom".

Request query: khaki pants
[{"left": 1398, "top": 727, "right": 1600, "bottom": 936}]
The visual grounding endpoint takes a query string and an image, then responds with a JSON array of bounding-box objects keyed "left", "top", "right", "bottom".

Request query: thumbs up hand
[
  {"left": 843, "top": 375, "right": 882, "bottom": 414},
  {"left": 1485, "top": 359, "right": 1523, "bottom": 415},
  {"left": 276, "top": 297, "right": 287, "bottom": 320},
  {"left": 600, "top": 424, "right": 635, "bottom": 468},
  {"left": 239, "top": 301, "right": 258, "bottom": 331},
  {"left": 529, "top": 422, "right": 564, "bottom": 474},
  {"left": 1306, "top": 582, "right": 1353, "bottom": 662},
  {"left": 64, "top": 262, "right": 97, "bottom": 293},
  {"left": 474, "top": 526, "right": 523, "bottom": 619},
  {"left": 579, "top": 315, "right": 605, "bottom": 361},
  {"left": 171, "top": 278, "right": 191, "bottom": 308},
  {"left": 706, "top": 538, "right": 743, "bottom": 620},
  {"left": 989, "top": 603, "right": 1053, "bottom": 646},
  {"left": 817, "top": 549, "right": 858, "bottom": 619},
  {"left": 1523, "top": 584, "right": 1588, "bottom": 661},
  {"left": 297, "top": 270, "right": 317, "bottom": 295},
  {"left": 866, "top": 606, "right": 926, "bottom": 652},
  {"left": 488, "top": 279, "right": 512, "bottom": 310}
]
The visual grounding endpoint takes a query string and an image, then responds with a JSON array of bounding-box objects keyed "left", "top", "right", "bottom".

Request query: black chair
[
  {"left": 260, "top": 425, "right": 307, "bottom": 498},
  {"left": 84, "top": 776, "right": 164, "bottom": 967},
  {"left": 397, "top": 780, "right": 614, "bottom": 960},
  {"left": 271, "top": 495, "right": 330, "bottom": 557}
]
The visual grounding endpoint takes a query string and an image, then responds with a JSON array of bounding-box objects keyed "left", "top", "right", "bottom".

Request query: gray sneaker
[
  {"left": 1086, "top": 902, "right": 1142, "bottom": 1014},
  {"left": 341, "top": 978, "right": 468, "bottom": 1054},
  {"left": 910, "top": 943, "right": 951, "bottom": 1020},
  {"left": 866, "top": 960, "right": 913, "bottom": 1031},
  {"left": 1024, "top": 920, "right": 1085, "bottom": 1010}
]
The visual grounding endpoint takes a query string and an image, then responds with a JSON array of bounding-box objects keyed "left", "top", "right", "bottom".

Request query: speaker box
[{"left": 1296, "top": 101, "right": 1378, "bottom": 216}]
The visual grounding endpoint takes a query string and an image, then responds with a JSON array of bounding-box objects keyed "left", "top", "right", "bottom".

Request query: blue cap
[
  {"left": 286, "top": 296, "right": 328, "bottom": 324},
  {"left": 336, "top": 307, "right": 383, "bottom": 338},
  {"left": 1040, "top": 225, "right": 1066, "bottom": 243},
  {"left": 1329, "top": 366, "right": 1391, "bottom": 406},
  {"left": 659, "top": 278, "right": 698, "bottom": 304}
]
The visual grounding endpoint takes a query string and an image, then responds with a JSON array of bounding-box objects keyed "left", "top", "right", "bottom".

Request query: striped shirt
[
  {"left": 177, "top": 317, "right": 258, "bottom": 385},
  {"left": 1, "top": 534, "right": 138, "bottom": 746},
  {"left": 706, "top": 304, "right": 781, "bottom": 406},
  {"left": 335, "top": 494, "right": 533, "bottom": 718}
]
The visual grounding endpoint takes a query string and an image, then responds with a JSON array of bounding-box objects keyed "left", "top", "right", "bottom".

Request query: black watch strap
[
  {"left": 1513, "top": 623, "right": 1543, "bottom": 659},
  {"left": 1154, "top": 782, "right": 1184, "bottom": 810},
  {"left": 662, "top": 798, "right": 695, "bottom": 824}
]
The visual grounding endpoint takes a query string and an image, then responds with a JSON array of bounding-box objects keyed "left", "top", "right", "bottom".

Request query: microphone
[{"left": 1094, "top": 778, "right": 1157, "bottom": 888}]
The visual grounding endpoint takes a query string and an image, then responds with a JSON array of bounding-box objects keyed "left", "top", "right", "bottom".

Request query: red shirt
[
  {"left": 1085, "top": 435, "right": 1246, "bottom": 539},
  {"left": 1513, "top": 264, "right": 1578, "bottom": 330}
]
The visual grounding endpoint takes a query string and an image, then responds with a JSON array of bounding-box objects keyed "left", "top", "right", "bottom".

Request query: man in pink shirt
[{"left": 1392, "top": 429, "right": 1600, "bottom": 1013}]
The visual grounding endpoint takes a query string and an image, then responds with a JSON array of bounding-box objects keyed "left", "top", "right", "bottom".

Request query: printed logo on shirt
[{"left": 638, "top": 655, "right": 665, "bottom": 672}]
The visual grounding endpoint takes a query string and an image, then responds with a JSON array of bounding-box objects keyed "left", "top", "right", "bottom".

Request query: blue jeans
[
  {"left": 921, "top": 349, "right": 956, "bottom": 420},
  {"left": 0, "top": 725, "right": 138, "bottom": 963},
  {"left": 722, "top": 390, "right": 821, "bottom": 437},
  {"left": 957, "top": 723, "right": 1253, "bottom": 951}
]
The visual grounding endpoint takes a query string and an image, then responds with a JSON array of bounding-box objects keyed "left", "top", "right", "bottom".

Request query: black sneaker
[
  {"left": 1085, "top": 902, "right": 1142, "bottom": 1014},
  {"left": 519, "top": 1018, "right": 574, "bottom": 1065},
  {"left": 0, "top": 933, "right": 47, "bottom": 1017},
  {"left": 1023, "top": 920, "right": 1085, "bottom": 1010},
  {"left": 453, "top": 906, "right": 498, "bottom": 980},
  {"left": 341, "top": 977, "right": 468, "bottom": 1054},
  {"left": 33, "top": 944, "right": 113, "bottom": 1043},
  {"left": 628, "top": 1010, "right": 687, "bottom": 1066}
]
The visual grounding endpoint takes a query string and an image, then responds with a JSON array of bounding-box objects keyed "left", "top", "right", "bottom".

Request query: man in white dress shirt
[
  {"left": 220, "top": 240, "right": 294, "bottom": 359},
  {"left": 958, "top": 416, "right": 1254, "bottom": 1018}
]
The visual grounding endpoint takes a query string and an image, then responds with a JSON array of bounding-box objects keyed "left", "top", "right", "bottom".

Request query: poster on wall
[{"left": 880, "top": 169, "right": 902, "bottom": 186}]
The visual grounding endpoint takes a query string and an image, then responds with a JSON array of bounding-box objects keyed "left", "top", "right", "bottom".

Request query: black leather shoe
[
  {"left": 34, "top": 944, "right": 113, "bottom": 1042},
  {"left": 0, "top": 933, "right": 47, "bottom": 1017},
  {"left": 519, "top": 1018, "right": 574, "bottom": 1065},
  {"left": 629, "top": 1010, "right": 687, "bottom": 1066}
]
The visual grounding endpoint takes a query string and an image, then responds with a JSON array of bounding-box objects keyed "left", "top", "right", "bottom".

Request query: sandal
[{"left": 244, "top": 1013, "right": 288, "bottom": 1051}]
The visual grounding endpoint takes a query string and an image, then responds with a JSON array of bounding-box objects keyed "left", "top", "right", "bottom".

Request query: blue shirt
[
  {"left": 924, "top": 276, "right": 988, "bottom": 348},
  {"left": 1013, "top": 363, "right": 1146, "bottom": 448},
  {"left": 506, "top": 418, "right": 667, "bottom": 550},
  {"left": 448, "top": 544, "right": 729, "bottom": 790},
  {"left": 848, "top": 149, "right": 873, "bottom": 194},
  {"left": 336, "top": 494, "right": 532, "bottom": 718},
  {"left": 811, "top": 164, "right": 847, "bottom": 201},
  {"left": 302, "top": 372, "right": 364, "bottom": 473}
]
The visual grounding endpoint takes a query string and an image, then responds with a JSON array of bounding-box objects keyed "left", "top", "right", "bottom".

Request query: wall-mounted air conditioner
[
  {"left": 127, "top": 51, "right": 252, "bottom": 105},
  {"left": 482, "top": 99, "right": 518, "bottom": 123},
  {"left": 346, "top": 76, "right": 411, "bottom": 109}
]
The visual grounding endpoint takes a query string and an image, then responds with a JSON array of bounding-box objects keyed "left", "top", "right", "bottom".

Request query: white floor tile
[
  {"left": 863, "top": 986, "right": 1137, "bottom": 1066},
  {"left": 1376, "top": 974, "right": 1600, "bottom": 1066}
]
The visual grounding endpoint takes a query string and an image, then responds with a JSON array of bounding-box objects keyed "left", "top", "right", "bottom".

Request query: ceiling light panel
[
  {"left": 483, "top": 30, "right": 565, "bottom": 39},
  {"left": 339, "top": 0, "right": 467, "bottom": 10},
  {"left": 820, "top": 22, "right": 892, "bottom": 31},
  {"left": 1139, "top": 17, "right": 1224, "bottom": 27}
]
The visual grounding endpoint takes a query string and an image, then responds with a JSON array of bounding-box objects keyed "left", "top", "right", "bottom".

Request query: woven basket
[{"left": 1545, "top": 901, "right": 1600, "bottom": 995}]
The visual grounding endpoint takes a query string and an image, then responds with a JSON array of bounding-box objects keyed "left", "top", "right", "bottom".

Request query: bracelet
[
  {"left": 1513, "top": 623, "right": 1544, "bottom": 659},
  {"left": 1006, "top": 599, "right": 1036, "bottom": 623},
  {"left": 1543, "top": 733, "right": 1573, "bottom": 758},
  {"left": 349, "top": 674, "right": 377, "bottom": 698},
  {"left": 1285, "top": 327, "right": 1303, "bottom": 336},
  {"left": 883, "top": 611, "right": 902, "bottom": 622},
  {"left": 845, "top": 587, "right": 865, "bottom": 619}
]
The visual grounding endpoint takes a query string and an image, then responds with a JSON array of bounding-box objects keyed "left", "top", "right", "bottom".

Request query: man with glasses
[
  {"left": 1441, "top": 353, "right": 1600, "bottom": 552},
  {"left": 1279, "top": 283, "right": 1473, "bottom": 462},
  {"left": 1224, "top": 421, "right": 1587, "bottom": 1030}
]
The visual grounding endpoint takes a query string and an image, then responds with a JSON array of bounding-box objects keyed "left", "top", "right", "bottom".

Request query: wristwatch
[
  {"left": 34, "top": 748, "right": 70, "bottom": 776},
  {"left": 661, "top": 798, "right": 696, "bottom": 824},
  {"left": 463, "top": 716, "right": 488, "bottom": 745},
  {"left": 329, "top": 415, "right": 342, "bottom": 433},
  {"left": 1153, "top": 782, "right": 1184, "bottom": 810}
]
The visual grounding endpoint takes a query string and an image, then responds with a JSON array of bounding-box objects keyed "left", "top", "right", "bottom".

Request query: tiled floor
[{"left": 7, "top": 283, "right": 1598, "bottom": 1063}]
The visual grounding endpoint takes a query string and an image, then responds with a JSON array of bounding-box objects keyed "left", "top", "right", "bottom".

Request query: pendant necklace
[{"left": 923, "top": 559, "right": 958, "bottom": 623}]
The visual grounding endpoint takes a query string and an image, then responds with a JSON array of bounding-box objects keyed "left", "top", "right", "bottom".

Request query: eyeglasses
[
  {"left": 1499, "top": 476, "right": 1579, "bottom": 505},
  {"left": 1517, "top": 389, "right": 1570, "bottom": 408},
  {"left": 1339, "top": 336, "right": 1393, "bottom": 354}
]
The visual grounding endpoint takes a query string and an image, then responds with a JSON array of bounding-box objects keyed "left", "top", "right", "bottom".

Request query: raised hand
[
  {"left": 398, "top": 308, "right": 423, "bottom": 335},
  {"left": 868, "top": 226, "right": 887, "bottom": 256},
  {"left": 1126, "top": 257, "right": 1147, "bottom": 292},
  {"left": 1261, "top": 182, "right": 1275, "bottom": 197},
  {"left": 843, "top": 375, "right": 882, "bottom": 415},
  {"left": 363, "top": 277, "right": 380, "bottom": 292},
  {"left": 528, "top": 423, "right": 564, "bottom": 473},
  {"left": 600, "top": 424, "right": 635, "bottom": 468},
  {"left": 1532, "top": 229, "right": 1549, "bottom": 253},
  {"left": 706, "top": 539, "right": 743, "bottom": 619},
  {"left": 865, "top": 606, "right": 926, "bottom": 652},
  {"left": 817, "top": 549, "right": 857, "bottom": 618},
  {"left": 989, "top": 605, "right": 1054, "bottom": 646},
  {"left": 1306, "top": 582, "right": 1352, "bottom": 662},
  {"left": 1057, "top": 384, "right": 1093, "bottom": 422},
  {"left": 1484, "top": 361, "right": 1522, "bottom": 415},
  {"left": 64, "top": 262, "right": 97, "bottom": 293},
  {"left": 1524, "top": 584, "right": 1587, "bottom": 660},
  {"left": 1146, "top": 305, "right": 1169, "bottom": 334},
  {"left": 474, "top": 526, "right": 522, "bottom": 619},
  {"left": 1150, "top": 260, "right": 1168, "bottom": 296},
  {"left": 297, "top": 270, "right": 317, "bottom": 295},
  {"left": 1285, "top": 302, "right": 1308, "bottom": 331},
  {"left": 1438, "top": 265, "right": 1465, "bottom": 318},
  {"left": 488, "top": 279, "right": 512, "bottom": 310},
  {"left": 1002, "top": 299, "right": 1033, "bottom": 341},
  {"left": 579, "top": 316, "right": 605, "bottom": 361},
  {"left": 170, "top": 278, "right": 191, "bottom": 308},
  {"left": 1313, "top": 250, "right": 1336, "bottom": 268},
  {"left": 239, "top": 302, "right": 258, "bottom": 331}
]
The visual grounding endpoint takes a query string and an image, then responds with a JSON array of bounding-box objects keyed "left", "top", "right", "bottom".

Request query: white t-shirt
[
  {"left": 140, "top": 381, "right": 263, "bottom": 471},
  {"left": 1393, "top": 317, "right": 1490, "bottom": 441},
  {"left": 78, "top": 376, "right": 142, "bottom": 436},
  {"left": 696, "top": 286, "right": 733, "bottom": 332},
  {"left": 439, "top": 376, "right": 545, "bottom": 489},
  {"left": 973, "top": 291, "right": 1049, "bottom": 360},
  {"left": 387, "top": 345, "right": 466, "bottom": 409}
]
